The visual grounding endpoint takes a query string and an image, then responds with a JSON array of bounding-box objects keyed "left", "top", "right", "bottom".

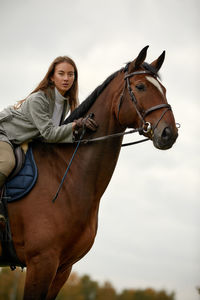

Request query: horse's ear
[
  {"left": 129, "top": 46, "right": 149, "bottom": 72},
  {"left": 150, "top": 51, "right": 165, "bottom": 72}
]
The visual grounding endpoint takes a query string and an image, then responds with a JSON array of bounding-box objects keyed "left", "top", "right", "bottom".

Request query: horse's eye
[{"left": 136, "top": 83, "right": 145, "bottom": 91}]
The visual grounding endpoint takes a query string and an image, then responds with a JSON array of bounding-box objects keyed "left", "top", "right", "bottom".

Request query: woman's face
[{"left": 51, "top": 62, "right": 75, "bottom": 96}]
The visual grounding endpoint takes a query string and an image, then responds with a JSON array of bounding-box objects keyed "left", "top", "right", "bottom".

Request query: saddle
[
  {"left": 9, "top": 146, "right": 26, "bottom": 180},
  {"left": 5, "top": 145, "right": 38, "bottom": 202},
  {"left": 0, "top": 144, "right": 38, "bottom": 269}
]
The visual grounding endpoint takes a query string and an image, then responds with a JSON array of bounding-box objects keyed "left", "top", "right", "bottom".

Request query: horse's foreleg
[
  {"left": 46, "top": 265, "right": 72, "bottom": 300},
  {"left": 23, "top": 253, "right": 58, "bottom": 300}
]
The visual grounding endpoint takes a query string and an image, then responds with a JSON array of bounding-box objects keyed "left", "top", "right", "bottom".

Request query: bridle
[
  {"left": 117, "top": 68, "right": 172, "bottom": 138},
  {"left": 75, "top": 67, "right": 173, "bottom": 146}
]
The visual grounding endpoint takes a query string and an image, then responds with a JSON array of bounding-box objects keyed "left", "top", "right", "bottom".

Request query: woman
[{"left": 0, "top": 56, "right": 98, "bottom": 188}]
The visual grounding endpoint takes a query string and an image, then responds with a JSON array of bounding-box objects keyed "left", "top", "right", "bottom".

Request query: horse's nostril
[{"left": 162, "top": 127, "right": 172, "bottom": 140}]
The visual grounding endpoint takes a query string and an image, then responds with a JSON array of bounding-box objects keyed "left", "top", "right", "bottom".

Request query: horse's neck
[
  {"left": 71, "top": 84, "right": 124, "bottom": 200},
  {"left": 87, "top": 73, "right": 124, "bottom": 137}
]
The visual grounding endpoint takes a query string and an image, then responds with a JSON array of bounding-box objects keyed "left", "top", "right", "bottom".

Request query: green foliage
[{"left": 0, "top": 267, "right": 175, "bottom": 300}]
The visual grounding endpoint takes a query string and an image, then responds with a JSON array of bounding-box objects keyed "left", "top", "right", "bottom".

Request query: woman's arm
[{"left": 27, "top": 95, "right": 75, "bottom": 143}]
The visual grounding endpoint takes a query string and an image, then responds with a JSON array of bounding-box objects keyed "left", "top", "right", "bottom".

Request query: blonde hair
[{"left": 15, "top": 56, "right": 79, "bottom": 111}]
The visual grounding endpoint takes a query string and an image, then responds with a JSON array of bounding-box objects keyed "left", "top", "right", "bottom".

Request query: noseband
[{"left": 118, "top": 68, "right": 171, "bottom": 137}]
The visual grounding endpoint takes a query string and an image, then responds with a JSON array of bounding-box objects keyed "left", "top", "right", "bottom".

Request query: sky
[{"left": 0, "top": 0, "right": 199, "bottom": 299}]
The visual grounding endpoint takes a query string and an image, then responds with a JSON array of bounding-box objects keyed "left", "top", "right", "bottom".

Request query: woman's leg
[
  {"left": 0, "top": 141, "right": 15, "bottom": 185},
  {"left": 0, "top": 141, "right": 15, "bottom": 226}
]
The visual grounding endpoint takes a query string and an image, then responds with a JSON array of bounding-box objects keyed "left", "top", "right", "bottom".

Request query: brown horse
[{"left": 0, "top": 46, "right": 178, "bottom": 299}]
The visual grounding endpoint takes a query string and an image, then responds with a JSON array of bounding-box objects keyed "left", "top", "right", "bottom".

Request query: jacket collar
[{"left": 45, "top": 87, "right": 70, "bottom": 123}]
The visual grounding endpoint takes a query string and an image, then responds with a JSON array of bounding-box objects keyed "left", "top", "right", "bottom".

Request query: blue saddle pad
[{"left": 5, "top": 147, "right": 38, "bottom": 203}]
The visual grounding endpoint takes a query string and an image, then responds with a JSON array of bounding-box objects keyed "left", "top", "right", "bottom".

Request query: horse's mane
[{"left": 64, "top": 69, "right": 120, "bottom": 124}]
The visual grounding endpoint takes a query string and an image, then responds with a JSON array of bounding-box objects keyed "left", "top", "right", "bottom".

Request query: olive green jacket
[{"left": 0, "top": 88, "right": 74, "bottom": 145}]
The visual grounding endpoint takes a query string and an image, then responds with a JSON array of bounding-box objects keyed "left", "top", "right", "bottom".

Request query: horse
[{"left": 0, "top": 46, "right": 178, "bottom": 299}]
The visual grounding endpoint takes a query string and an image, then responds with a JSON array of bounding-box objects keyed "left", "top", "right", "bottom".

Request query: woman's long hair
[{"left": 15, "top": 56, "right": 79, "bottom": 111}]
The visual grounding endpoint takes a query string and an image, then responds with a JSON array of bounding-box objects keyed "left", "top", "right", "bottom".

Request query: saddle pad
[{"left": 5, "top": 147, "right": 38, "bottom": 202}]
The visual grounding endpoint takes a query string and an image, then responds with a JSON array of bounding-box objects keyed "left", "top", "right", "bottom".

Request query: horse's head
[{"left": 116, "top": 46, "right": 178, "bottom": 150}]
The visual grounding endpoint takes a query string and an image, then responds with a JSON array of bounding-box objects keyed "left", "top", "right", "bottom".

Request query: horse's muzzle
[{"left": 152, "top": 125, "right": 178, "bottom": 150}]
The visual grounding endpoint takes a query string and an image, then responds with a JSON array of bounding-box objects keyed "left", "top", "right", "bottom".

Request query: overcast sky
[{"left": 0, "top": 1, "right": 199, "bottom": 299}]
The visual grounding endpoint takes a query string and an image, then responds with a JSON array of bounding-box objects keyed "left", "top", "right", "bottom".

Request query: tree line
[{"left": 0, "top": 267, "right": 175, "bottom": 300}]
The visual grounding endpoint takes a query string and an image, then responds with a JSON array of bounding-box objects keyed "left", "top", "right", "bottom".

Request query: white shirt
[{"left": 52, "top": 87, "right": 68, "bottom": 126}]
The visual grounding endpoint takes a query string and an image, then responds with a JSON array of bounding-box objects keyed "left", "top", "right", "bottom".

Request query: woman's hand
[{"left": 73, "top": 117, "right": 98, "bottom": 132}]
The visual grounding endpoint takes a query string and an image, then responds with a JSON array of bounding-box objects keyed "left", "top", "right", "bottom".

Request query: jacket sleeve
[{"left": 26, "top": 94, "right": 74, "bottom": 143}]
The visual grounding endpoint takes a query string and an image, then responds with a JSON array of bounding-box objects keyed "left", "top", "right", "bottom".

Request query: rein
[
  {"left": 52, "top": 127, "right": 149, "bottom": 202},
  {"left": 52, "top": 132, "right": 84, "bottom": 203},
  {"left": 75, "top": 127, "right": 149, "bottom": 147}
]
